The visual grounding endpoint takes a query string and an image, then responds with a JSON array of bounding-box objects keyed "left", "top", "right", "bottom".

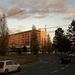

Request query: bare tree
[
  {"left": 47, "top": 34, "right": 52, "bottom": 54},
  {"left": 0, "top": 13, "right": 9, "bottom": 56}
]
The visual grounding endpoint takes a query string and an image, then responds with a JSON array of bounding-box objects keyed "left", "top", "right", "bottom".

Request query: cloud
[
  {"left": 0, "top": 0, "right": 73, "bottom": 19},
  {"left": 60, "top": 13, "right": 75, "bottom": 20},
  {"left": 44, "top": 0, "right": 71, "bottom": 14},
  {"left": 9, "top": 24, "right": 26, "bottom": 34},
  {"left": 33, "top": 14, "right": 46, "bottom": 18},
  {"left": 50, "top": 7, "right": 71, "bottom": 14},
  {"left": 6, "top": 7, "right": 30, "bottom": 20},
  {"left": 0, "top": 6, "right": 8, "bottom": 13},
  {"left": 9, "top": 28, "right": 23, "bottom": 34},
  {"left": 18, "top": 25, "right": 26, "bottom": 29},
  {"left": 9, "top": 29, "right": 14, "bottom": 34},
  {"left": 26, "top": 17, "right": 32, "bottom": 20}
]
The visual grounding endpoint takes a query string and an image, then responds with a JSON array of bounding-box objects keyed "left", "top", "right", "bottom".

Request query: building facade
[{"left": 9, "top": 29, "right": 47, "bottom": 50}]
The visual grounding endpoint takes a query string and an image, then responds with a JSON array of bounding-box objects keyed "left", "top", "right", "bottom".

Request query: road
[{"left": 8, "top": 54, "right": 75, "bottom": 75}]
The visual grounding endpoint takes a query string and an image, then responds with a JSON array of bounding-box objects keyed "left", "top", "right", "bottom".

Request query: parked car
[
  {"left": 60, "top": 54, "right": 71, "bottom": 64},
  {"left": 0, "top": 60, "right": 21, "bottom": 74}
]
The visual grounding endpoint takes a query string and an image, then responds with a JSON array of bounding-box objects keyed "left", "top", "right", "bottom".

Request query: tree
[
  {"left": 67, "top": 20, "right": 75, "bottom": 53},
  {"left": 41, "top": 38, "right": 45, "bottom": 54},
  {"left": 60, "top": 36, "right": 72, "bottom": 53},
  {"left": 22, "top": 45, "right": 27, "bottom": 52},
  {"left": 0, "top": 13, "right": 9, "bottom": 56},
  {"left": 53, "top": 28, "right": 64, "bottom": 43},
  {"left": 32, "top": 25, "right": 36, "bottom": 30},
  {"left": 10, "top": 45, "right": 16, "bottom": 52},
  {"left": 52, "top": 43, "right": 58, "bottom": 53},
  {"left": 17, "top": 48, "right": 22, "bottom": 55},
  {"left": 30, "top": 25, "right": 40, "bottom": 55},
  {"left": 47, "top": 34, "right": 52, "bottom": 54},
  {"left": 43, "top": 38, "right": 47, "bottom": 54},
  {"left": 53, "top": 28, "right": 64, "bottom": 52},
  {"left": 53, "top": 27, "right": 71, "bottom": 53},
  {"left": 67, "top": 20, "right": 75, "bottom": 39}
]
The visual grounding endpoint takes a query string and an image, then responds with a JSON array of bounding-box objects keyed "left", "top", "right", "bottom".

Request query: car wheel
[
  {"left": 4, "top": 69, "right": 8, "bottom": 74},
  {"left": 17, "top": 67, "right": 21, "bottom": 72}
]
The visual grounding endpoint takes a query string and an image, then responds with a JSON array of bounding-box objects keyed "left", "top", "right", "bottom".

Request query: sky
[{"left": 0, "top": 0, "right": 75, "bottom": 41}]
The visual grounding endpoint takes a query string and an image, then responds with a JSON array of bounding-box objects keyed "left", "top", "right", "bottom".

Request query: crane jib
[{"left": 0, "top": 10, "right": 24, "bottom": 20}]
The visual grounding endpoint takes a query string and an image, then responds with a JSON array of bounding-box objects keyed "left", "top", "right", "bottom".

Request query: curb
[{"left": 21, "top": 59, "right": 41, "bottom": 68}]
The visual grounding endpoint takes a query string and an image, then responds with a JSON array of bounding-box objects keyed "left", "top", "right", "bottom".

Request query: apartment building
[{"left": 9, "top": 29, "right": 47, "bottom": 49}]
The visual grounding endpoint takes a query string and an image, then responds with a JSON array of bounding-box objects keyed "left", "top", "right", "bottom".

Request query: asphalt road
[{"left": 7, "top": 54, "right": 75, "bottom": 75}]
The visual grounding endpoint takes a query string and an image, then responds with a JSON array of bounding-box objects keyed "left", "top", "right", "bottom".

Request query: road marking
[
  {"left": 43, "top": 61, "right": 47, "bottom": 63},
  {"left": 60, "top": 63, "right": 70, "bottom": 71},
  {"left": 66, "top": 65, "right": 69, "bottom": 67},
  {"left": 68, "top": 63, "right": 70, "bottom": 66},
  {"left": 36, "top": 66, "right": 44, "bottom": 69},
  {"left": 66, "top": 63, "right": 70, "bottom": 67},
  {"left": 61, "top": 67, "right": 65, "bottom": 70},
  {"left": 51, "top": 70, "right": 58, "bottom": 73}
]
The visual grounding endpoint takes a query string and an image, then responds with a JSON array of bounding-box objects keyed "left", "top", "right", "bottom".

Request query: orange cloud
[{"left": 0, "top": 0, "right": 73, "bottom": 19}]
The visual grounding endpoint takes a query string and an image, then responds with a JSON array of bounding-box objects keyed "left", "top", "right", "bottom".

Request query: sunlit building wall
[{"left": 9, "top": 29, "right": 47, "bottom": 49}]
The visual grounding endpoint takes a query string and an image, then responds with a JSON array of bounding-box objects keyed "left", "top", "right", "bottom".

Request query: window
[
  {"left": 27, "top": 41, "right": 29, "bottom": 45},
  {"left": 22, "top": 34, "right": 24, "bottom": 38},
  {"left": 0, "top": 62, "right": 4, "bottom": 68},
  {"left": 28, "top": 33, "right": 29, "bottom": 35},
  {"left": 6, "top": 61, "right": 12, "bottom": 65},
  {"left": 22, "top": 39, "right": 24, "bottom": 44},
  {"left": 25, "top": 34, "right": 27, "bottom": 36},
  {"left": 11, "top": 61, "right": 17, "bottom": 65}
]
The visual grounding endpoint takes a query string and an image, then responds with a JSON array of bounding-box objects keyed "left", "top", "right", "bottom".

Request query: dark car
[{"left": 60, "top": 54, "right": 71, "bottom": 64}]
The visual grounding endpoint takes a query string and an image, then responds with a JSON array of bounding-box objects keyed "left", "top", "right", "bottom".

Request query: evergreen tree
[
  {"left": 53, "top": 27, "right": 71, "bottom": 53},
  {"left": 30, "top": 25, "right": 40, "bottom": 55},
  {"left": 60, "top": 36, "right": 71, "bottom": 53},
  {"left": 32, "top": 25, "right": 36, "bottom": 30},
  {"left": 67, "top": 20, "right": 75, "bottom": 39},
  {"left": 53, "top": 28, "right": 64, "bottom": 52},
  {"left": 67, "top": 20, "right": 75, "bottom": 53}
]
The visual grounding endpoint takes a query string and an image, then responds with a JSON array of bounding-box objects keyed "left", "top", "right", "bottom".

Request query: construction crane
[
  {"left": 39, "top": 25, "right": 68, "bottom": 33},
  {"left": 0, "top": 10, "right": 25, "bottom": 21}
]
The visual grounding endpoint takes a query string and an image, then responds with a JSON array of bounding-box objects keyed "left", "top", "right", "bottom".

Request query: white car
[{"left": 0, "top": 60, "right": 21, "bottom": 74}]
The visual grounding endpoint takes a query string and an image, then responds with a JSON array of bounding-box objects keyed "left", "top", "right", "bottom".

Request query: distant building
[{"left": 9, "top": 29, "right": 47, "bottom": 51}]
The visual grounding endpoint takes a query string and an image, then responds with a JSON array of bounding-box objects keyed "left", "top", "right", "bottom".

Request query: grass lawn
[{"left": 0, "top": 54, "right": 39, "bottom": 65}]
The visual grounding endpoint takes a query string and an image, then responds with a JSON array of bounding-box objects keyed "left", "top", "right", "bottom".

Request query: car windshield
[{"left": 0, "top": 62, "right": 4, "bottom": 68}]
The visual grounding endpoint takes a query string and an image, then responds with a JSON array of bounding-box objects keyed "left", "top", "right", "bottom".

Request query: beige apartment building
[{"left": 9, "top": 29, "right": 47, "bottom": 49}]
